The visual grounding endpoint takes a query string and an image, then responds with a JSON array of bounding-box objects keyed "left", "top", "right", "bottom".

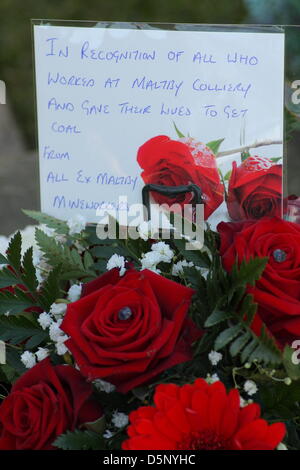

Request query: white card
[{"left": 33, "top": 24, "right": 284, "bottom": 226}]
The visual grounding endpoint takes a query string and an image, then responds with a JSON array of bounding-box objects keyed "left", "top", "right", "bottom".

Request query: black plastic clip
[{"left": 142, "top": 183, "right": 202, "bottom": 221}]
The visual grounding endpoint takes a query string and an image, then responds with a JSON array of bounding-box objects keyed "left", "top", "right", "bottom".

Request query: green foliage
[
  {"left": 0, "top": 253, "right": 8, "bottom": 264},
  {"left": 53, "top": 429, "right": 105, "bottom": 450},
  {"left": 0, "top": 287, "right": 37, "bottom": 316},
  {"left": 173, "top": 121, "right": 185, "bottom": 138},
  {"left": 172, "top": 238, "right": 211, "bottom": 268},
  {"left": 0, "top": 315, "right": 47, "bottom": 349},
  {"left": 203, "top": 257, "right": 282, "bottom": 366},
  {"left": 7, "top": 232, "right": 22, "bottom": 272},
  {"left": 1, "top": 347, "right": 26, "bottom": 382},
  {"left": 35, "top": 228, "right": 96, "bottom": 280},
  {"left": 23, "top": 210, "right": 69, "bottom": 234},
  {"left": 206, "top": 138, "right": 224, "bottom": 154},
  {"left": 0, "top": 267, "right": 18, "bottom": 289},
  {"left": 21, "top": 247, "right": 38, "bottom": 294}
]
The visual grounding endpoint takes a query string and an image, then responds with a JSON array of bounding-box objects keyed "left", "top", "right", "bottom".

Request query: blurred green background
[
  {"left": 0, "top": 0, "right": 247, "bottom": 147},
  {"left": 0, "top": 0, "right": 300, "bottom": 235}
]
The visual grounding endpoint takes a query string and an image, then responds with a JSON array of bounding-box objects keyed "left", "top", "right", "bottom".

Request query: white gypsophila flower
[
  {"left": 107, "top": 254, "right": 126, "bottom": 276},
  {"left": 35, "top": 347, "right": 50, "bottom": 362},
  {"left": 208, "top": 350, "right": 223, "bottom": 366},
  {"left": 151, "top": 241, "right": 174, "bottom": 263},
  {"left": 55, "top": 233, "right": 67, "bottom": 243},
  {"left": 277, "top": 443, "right": 287, "bottom": 450},
  {"left": 49, "top": 319, "right": 65, "bottom": 342},
  {"left": 39, "top": 224, "right": 55, "bottom": 237},
  {"left": 67, "top": 214, "right": 86, "bottom": 235},
  {"left": 103, "top": 430, "right": 114, "bottom": 439},
  {"left": 244, "top": 380, "right": 258, "bottom": 396},
  {"left": 32, "top": 246, "right": 51, "bottom": 284},
  {"left": 205, "top": 373, "right": 220, "bottom": 384},
  {"left": 111, "top": 411, "right": 129, "bottom": 429},
  {"left": 38, "top": 311, "right": 53, "bottom": 330},
  {"left": 50, "top": 302, "right": 67, "bottom": 319},
  {"left": 140, "top": 251, "right": 162, "bottom": 273},
  {"left": 21, "top": 351, "right": 36, "bottom": 369},
  {"left": 172, "top": 260, "right": 194, "bottom": 276},
  {"left": 93, "top": 379, "right": 116, "bottom": 393},
  {"left": 68, "top": 284, "right": 82, "bottom": 302},
  {"left": 137, "top": 221, "right": 151, "bottom": 241},
  {"left": 55, "top": 340, "right": 69, "bottom": 356},
  {"left": 196, "top": 266, "right": 209, "bottom": 279}
]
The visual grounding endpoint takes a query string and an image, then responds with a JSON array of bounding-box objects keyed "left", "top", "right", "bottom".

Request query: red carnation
[
  {"left": 122, "top": 379, "right": 286, "bottom": 450},
  {"left": 137, "top": 135, "right": 224, "bottom": 220}
]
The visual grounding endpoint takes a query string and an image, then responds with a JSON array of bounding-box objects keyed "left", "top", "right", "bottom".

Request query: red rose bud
[
  {"left": 0, "top": 358, "right": 102, "bottom": 450},
  {"left": 61, "top": 268, "right": 202, "bottom": 393},
  {"left": 218, "top": 217, "right": 300, "bottom": 348},
  {"left": 137, "top": 135, "right": 224, "bottom": 220},
  {"left": 227, "top": 155, "right": 282, "bottom": 221},
  {"left": 122, "top": 379, "right": 286, "bottom": 450}
]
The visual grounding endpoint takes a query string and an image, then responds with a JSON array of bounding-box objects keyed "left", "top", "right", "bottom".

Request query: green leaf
[
  {"left": 172, "top": 238, "right": 211, "bottom": 269},
  {"left": 21, "top": 247, "right": 38, "bottom": 294},
  {"left": 23, "top": 210, "right": 69, "bottom": 234},
  {"left": 0, "top": 288, "right": 36, "bottom": 316},
  {"left": 223, "top": 170, "right": 232, "bottom": 181},
  {"left": 5, "top": 347, "right": 26, "bottom": 378},
  {"left": 206, "top": 138, "right": 224, "bottom": 154},
  {"left": 0, "top": 315, "right": 47, "bottom": 347},
  {"left": 215, "top": 325, "right": 243, "bottom": 350},
  {"left": 35, "top": 228, "right": 94, "bottom": 279},
  {"left": 90, "top": 245, "right": 128, "bottom": 259},
  {"left": 0, "top": 253, "right": 8, "bottom": 264},
  {"left": 0, "top": 267, "right": 18, "bottom": 288},
  {"left": 38, "top": 265, "right": 62, "bottom": 311},
  {"left": 83, "top": 251, "right": 94, "bottom": 270},
  {"left": 204, "top": 308, "right": 232, "bottom": 327},
  {"left": 7, "top": 232, "right": 22, "bottom": 272},
  {"left": 53, "top": 429, "right": 105, "bottom": 450},
  {"left": 240, "top": 338, "right": 258, "bottom": 363},
  {"left": 270, "top": 157, "right": 282, "bottom": 163},
  {"left": 229, "top": 331, "right": 251, "bottom": 356},
  {"left": 230, "top": 257, "right": 268, "bottom": 288},
  {"left": 241, "top": 151, "right": 250, "bottom": 161},
  {"left": 173, "top": 121, "right": 185, "bottom": 138}
]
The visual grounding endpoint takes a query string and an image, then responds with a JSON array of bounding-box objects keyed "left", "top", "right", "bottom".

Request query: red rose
[
  {"left": 0, "top": 358, "right": 102, "bottom": 450},
  {"left": 122, "top": 379, "right": 285, "bottom": 450},
  {"left": 61, "top": 268, "right": 202, "bottom": 393},
  {"left": 218, "top": 217, "right": 300, "bottom": 347},
  {"left": 227, "top": 155, "right": 282, "bottom": 220},
  {"left": 137, "top": 135, "right": 224, "bottom": 220}
]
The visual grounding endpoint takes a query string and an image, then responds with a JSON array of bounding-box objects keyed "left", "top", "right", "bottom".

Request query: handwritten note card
[{"left": 33, "top": 24, "right": 284, "bottom": 224}]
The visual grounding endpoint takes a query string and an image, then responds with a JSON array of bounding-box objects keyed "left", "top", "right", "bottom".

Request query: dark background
[{"left": 0, "top": 0, "right": 299, "bottom": 235}]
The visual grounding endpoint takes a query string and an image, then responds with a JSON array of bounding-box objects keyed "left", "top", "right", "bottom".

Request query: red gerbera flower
[{"left": 122, "top": 379, "right": 285, "bottom": 450}]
